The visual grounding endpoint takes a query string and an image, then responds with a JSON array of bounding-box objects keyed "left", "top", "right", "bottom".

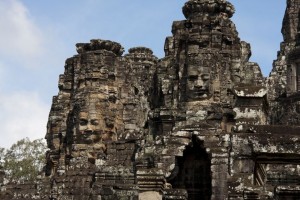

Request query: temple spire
[
  {"left": 182, "top": 0, "right": 235, "bottom": 20},
  {"left": 281, "top": 0, "right": 300, "bottom": 43}
]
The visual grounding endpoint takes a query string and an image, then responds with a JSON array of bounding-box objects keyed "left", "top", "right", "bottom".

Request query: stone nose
[
  {"left": 85, "top": 122, "right": 94, "bottom": 132},
  {"left": 194, "top": 79, "right": 204, "bottom": 88}
]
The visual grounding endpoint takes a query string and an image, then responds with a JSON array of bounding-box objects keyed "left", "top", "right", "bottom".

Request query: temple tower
[
  {"left": 1, "top": 1, "right": 300, "bottom": 199},
  {"left": 268, "top": 0, "right": 300, "bottom": 125}
]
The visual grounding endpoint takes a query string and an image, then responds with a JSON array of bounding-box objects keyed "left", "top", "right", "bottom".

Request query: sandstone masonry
[{"left": 1, "top": 0, "right": 300, "bottom": 199}]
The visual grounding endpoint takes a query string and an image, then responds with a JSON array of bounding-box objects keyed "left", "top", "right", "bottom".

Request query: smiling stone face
[
  {"left": 186, "top": 65, "right": 211, "bottom": 100},
  {"left": 74, "top": 93, "right": 117, "bottom": 145},
  {"left": 230, "top": 60, "right": 242, "bottom": 83},
  {"left": 77, "top": 111, "right": 102, "bottom": 144}
]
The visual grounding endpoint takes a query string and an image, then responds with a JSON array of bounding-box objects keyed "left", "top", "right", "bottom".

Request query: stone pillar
[{"left": 210, "top": 148, "right": 229, "bottom": 200}]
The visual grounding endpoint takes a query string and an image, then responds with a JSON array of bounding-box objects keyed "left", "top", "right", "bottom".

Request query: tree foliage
[{"left": 0, "top": 138, "right": 47, "bottom": 183}]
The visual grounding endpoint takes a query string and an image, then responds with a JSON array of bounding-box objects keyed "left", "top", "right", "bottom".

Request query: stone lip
[
  {"left": 76, "top": 39, "right": 124, "bottom": 56},
  {"left": 182, "top": 0, "right": 235, "bottom": 19}
]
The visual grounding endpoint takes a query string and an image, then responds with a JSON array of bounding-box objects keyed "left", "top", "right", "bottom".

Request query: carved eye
[
  {"left": 91, "top": 119, "right": 99, "bottom": 126},
  {"left": 202, "top": 74, "right": 210, "bottom": 81},
  {"left": 79, "top": 119, "right": 88, "bottom": 126},
  {"left": 188, "top": 75, "right": 198, "bottom": 81}
]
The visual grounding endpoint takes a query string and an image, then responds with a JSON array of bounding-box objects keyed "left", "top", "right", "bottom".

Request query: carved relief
[
  {"left": 73, "top": 93, "right": 118, "bottom": 146},
  {"left": 2, "top": 1, "right": 300, "bottom": 199},
  {"left": 186, "top": 65, "right": 211, "bottom": 100}
]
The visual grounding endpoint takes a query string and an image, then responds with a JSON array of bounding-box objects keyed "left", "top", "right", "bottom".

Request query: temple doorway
[{"left": 170, "top": 137, "right": 212, "bottom": 200}]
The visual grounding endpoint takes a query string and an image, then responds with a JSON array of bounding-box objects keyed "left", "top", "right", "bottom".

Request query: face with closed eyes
[
  {"left": 231, "top": 60, "right": 242, "bottom": 83},
  {"left": 75, "top": 96, "right": 117, "bottom": 144},
  {"left": 186, "top": 66, "right": 211, "bottom": 100},
  {"left": 76, "top": 110, "right": 102, "bottom": 144}
]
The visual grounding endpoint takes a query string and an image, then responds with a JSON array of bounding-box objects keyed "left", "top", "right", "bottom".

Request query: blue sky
[{"left": 0, "top": 0, "right": 286, "bottom": 148}]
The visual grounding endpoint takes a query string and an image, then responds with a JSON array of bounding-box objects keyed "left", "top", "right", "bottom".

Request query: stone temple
[{"left": 1, "top": 0, "right": 300, "bottom": 199}]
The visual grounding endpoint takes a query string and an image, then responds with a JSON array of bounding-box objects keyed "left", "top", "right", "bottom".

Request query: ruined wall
[
  {"left": 268, "top": 0, "right": 300, "bottom": 99},
  {"left": 44, "top": 41, "right": 159, "bottom": 199},
  {"left": 268, "top": 0, "right": 300, "bottom": 125},
  {"left": 1, "top": 0, "right": 300, "bottom": 199}
]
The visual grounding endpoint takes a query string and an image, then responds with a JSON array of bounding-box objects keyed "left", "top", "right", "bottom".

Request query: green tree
[
  {"left": 0, "top": 147, "right": 5, "bottom": 184},
  {"left": 2, "top": 138, "right": 47, "bottom": 183},
  {"left": 0, "top": 147, "right": 5, "bottom": 164}
]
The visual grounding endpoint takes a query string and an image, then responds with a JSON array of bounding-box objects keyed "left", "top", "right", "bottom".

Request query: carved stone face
[
  {"left": 231, "top": 60, "right": 242, "bottom": 83},
  {"left": 77, "top": 111, "right": 102, "bottom": 144},
  {"left": 75, "top": 94, "right": 117, "bottom": 144},
  {"left": 186, "top": 65, "right": 211, "bottom": 100}
]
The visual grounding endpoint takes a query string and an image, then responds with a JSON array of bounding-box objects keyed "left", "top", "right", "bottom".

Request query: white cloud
[
  {"left": 0, "top": 62, "right": 5, "bottom": 78},
  {"left": 0, "top": 91, "right": 49, "bottom": 149},
  {"left": 0, "top": 0, "right": 44, "bottom": 68},
  {"left": 0, "top": 1, "right": 62, "bottom": 149}
]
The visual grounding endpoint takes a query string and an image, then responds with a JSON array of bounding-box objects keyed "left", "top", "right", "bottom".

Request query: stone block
[{"left": 139, "top": 191, "right": 162, "bottom": 200}]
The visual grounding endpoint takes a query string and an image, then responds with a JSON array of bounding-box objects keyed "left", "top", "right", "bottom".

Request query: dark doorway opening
[{"left": 170, "top": 136, "right": 212, "bottom": 200}]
